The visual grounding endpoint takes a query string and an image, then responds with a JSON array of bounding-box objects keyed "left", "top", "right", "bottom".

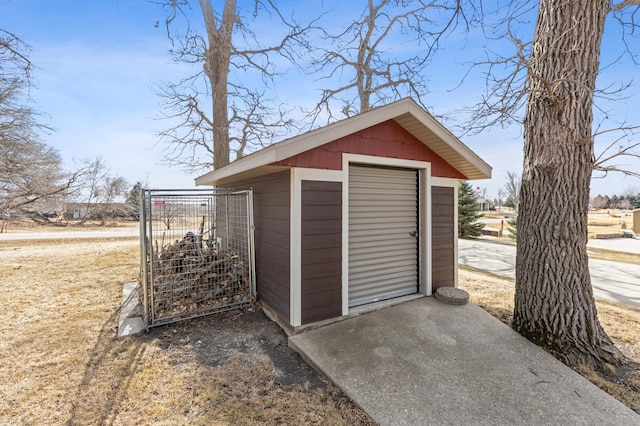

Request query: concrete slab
[
  {"left": 289, "top": 298, "right": 639, "bottom": 426},
  {"left": 587, "top": 237, "right": 640, "bottom": 255},
  {"left": 458, "top": 238, "right": 640, "bottom": 307},
  {"left": 117, "top": 281, "right": 145, "bottom": 337}
]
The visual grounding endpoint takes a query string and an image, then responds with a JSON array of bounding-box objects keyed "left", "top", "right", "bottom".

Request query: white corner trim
[
  {"left": 430, "top": 177, "right": 459, "bottom": 188},
  {"left": 343, "top": 153, "right": 433, "bottom": 171},
  {"left": 341, "top": 167, "right": 350, "bottom": 316},
  {"left": 424, "top": 172, "right": 432, "bottom": 296},
  {"left": 292, "top": 168, "right": 344, "bottom": 182},
  {"left": 290, "top": 169, "right": 302, "bottom": 327}
]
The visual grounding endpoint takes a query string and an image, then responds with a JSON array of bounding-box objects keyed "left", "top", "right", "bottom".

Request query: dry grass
[
  {"left": 0, "top": 237, "right": 373, "bottom": 425},
  {"left": 3, "top": 233, "right": 638, "bottom": 422},
  {"left": 459, "top": 266, "right": 640, "bottom": 413},
  {"left": 574, "top": 364, "right": 640, "bottom": 412},
  {"left": 1, "top": 219, "right": 139, "bottom": 233},
  {"left": 479, "top": 209, "right": 635, "bottom": 241},
  {"left": 587, "top": 210, "right": 633, "bottom": 239},
  {"left": 587, "top": 248, "right": 640, "bottom": 265}
]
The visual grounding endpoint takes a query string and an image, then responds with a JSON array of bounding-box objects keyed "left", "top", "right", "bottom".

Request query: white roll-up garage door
[{"left": 348, "top": 164, "right": 419, "bottom": 307}]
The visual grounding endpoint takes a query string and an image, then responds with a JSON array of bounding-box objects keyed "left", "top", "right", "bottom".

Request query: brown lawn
[
  {"left": 0, "top": 237, "right": 374, "bottom": 425},
  {"left": 1, "top": 234, "right": 637, "bottom": 423},
  {"left": 480, "top": 209, "right": 635, "bottom": 240}
]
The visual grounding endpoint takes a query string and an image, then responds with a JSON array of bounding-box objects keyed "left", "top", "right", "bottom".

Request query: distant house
[
  {"left": 64, "top": 202, "right": 128, "bottom": 220},
  {"left": 63, "top": 203, "right": 92, "bottom": 219},
  {"left": 476, "top": 196, "right": 491, "bottom": 211}
]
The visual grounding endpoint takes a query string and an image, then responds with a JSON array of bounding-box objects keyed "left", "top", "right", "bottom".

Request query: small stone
[{"left": 435, "top": 287, "right": 469, "bottom": 305}]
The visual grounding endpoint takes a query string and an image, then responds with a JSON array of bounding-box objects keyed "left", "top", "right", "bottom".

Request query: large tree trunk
[
  {"left": 200, "top": 0, "right": 235, "bottom": 170},
  {"left": 513, "top": 0, "right": 626, "bottom": 368}
]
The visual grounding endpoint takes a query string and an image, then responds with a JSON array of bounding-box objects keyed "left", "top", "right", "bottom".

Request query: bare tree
[
  {"left": 309, "top": 0, "right": 467, "bottom": 122},
  {"left": 72, "top": 158, "right": 129, "bottom": 222},
  {"left": 513, "top": 0, "right": 640, "bottom": 367},
  {"left": 465, "top": 0, "right": 640, "bottom": 176},
  {"left": 158, "top": 202, "right": 179, "bottom": 230},
  {"left": 98, "top": 176, "right": 130, "bottom": 220},
  {"left": 0, "top": 137, "right": 75, "bottom": 227},
  {"left": 463, "top": 1, "right": 640, "bottom": 367},
  {"left": 495, "top": 188, "right": 505, "bottom": 210},
  {"left": 156, "top": 0, "right": 309, "bottom": 172},
  {"left": 590, "top": 195, "right": 610, "bottom": 210},
  {"left": 0, "top": 29, "right": 85, "bottom": 230},
  {"left": 616, "top": 199, "right": 632, "bottom": 210},
  {"left": 73, "top": 158, "right": 110, "bottom": 221},
  {"left": 503, "top": 171, "right": 520, "bottom": 210}
]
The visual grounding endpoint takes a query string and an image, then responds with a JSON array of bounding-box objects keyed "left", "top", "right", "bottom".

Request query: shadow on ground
[
  {"left": 66, "top": 309, "right": 146, "bottom": 425},
  {"left": 152, "top": 308, "right": 327, "bottom": 388},
  {"left": 65, "top": 306, "right": 344, "bottom": 425}
]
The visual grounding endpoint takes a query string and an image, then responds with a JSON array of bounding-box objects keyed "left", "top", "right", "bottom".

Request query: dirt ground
[
  {"left": 1, "top": 231, "right": 638, "bottom": 424},
  {"left": 0, "top": 237, "right": 375, "bottom": 425}
]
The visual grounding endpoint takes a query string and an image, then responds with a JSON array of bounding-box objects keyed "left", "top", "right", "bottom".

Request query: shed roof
[{"left": 195, "top": 98, "right": 491, "bottom": 186}]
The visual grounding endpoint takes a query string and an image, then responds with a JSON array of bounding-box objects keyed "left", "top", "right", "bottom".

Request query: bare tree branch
[
  {"left": 460, "top": 0, "right": 640, "bottom": 180},
  {"left": 307, "top": 0, "right": 471, "bottom": 124},
  {"left": 155, "top": 0, "right": 312, "bottom": 172},
  {"left": 612, "top": 0, "right": 640, "bottom": 12}
]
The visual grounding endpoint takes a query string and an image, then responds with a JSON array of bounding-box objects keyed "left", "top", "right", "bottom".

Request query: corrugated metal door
[{"left": 348, "top": 165, "right": 419, "bottom": 307}]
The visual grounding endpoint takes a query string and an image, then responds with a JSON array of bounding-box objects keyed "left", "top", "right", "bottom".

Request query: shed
[
  {"left": 196, "top": 98, "right": 491, "bottom": 333},
  {"left": 633, "top": 208, "right": 640, "bottom": 234},
  {"left": 476, "top": 196, "right": 491, "bottom": 211}
]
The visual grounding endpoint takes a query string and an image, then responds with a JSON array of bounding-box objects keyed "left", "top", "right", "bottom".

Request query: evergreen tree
[
  {"left": 458, "top": 181, "right": 484, "bottom": 239},
  {"left": 126, "top": 182, "right": 144, "bottom": 220},
  {"left": 507, "top": 215, "right": 518, "bottom": 240}
]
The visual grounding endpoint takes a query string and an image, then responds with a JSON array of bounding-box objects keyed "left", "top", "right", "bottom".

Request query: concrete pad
[
  {"left": 289, "top": 298, "right": 639, "bottom": 426},
  {"left": 118, "top": 281, "right": 145, "bottom": 337},
  {"left": 588, "top": 237, "right": 640, "bottom": 255}
]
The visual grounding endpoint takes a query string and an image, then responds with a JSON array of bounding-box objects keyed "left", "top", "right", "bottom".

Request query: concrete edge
[{"left": 118, "top": 281, "right": 145, "bottom": 337}]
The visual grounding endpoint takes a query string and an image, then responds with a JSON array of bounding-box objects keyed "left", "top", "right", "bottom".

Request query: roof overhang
[{"left": 195, "top": 98, "right": 492, "bottom": 186}]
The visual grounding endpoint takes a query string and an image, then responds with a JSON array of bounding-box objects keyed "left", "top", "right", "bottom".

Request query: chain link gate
[{"left": 140, "top": 189, "right": 255, "bottom": 329}]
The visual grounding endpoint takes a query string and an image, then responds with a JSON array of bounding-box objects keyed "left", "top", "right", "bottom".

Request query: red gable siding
[{"left": 272, "top": 120, "right": 466, "bottom": 179}]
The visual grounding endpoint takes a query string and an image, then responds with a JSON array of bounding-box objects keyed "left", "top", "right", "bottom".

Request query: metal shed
[{"left": 196, "top": 98, "right": 491, "bottom": 333}]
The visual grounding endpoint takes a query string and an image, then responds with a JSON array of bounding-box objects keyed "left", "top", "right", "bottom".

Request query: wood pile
[{"left": 144, "top": 231, "right": 251, "bottom": 322}]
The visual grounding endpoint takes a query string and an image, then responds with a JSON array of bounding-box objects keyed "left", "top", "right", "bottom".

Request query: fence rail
[{"left": 140, "top": 189, "right": 255, "bottom": 329}]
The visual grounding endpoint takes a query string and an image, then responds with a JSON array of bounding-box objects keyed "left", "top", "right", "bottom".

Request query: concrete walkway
[
  {"left": 289, "top": 298, "right": 638, "bottom": 426},
  {"left": 0, "top": 228, "right": 139, "bottom": 241},
  {"left": 458, "top": 239, "right": 640, "bottom": 307},
  {"left": 588, "top": 237, "right": 640, "bottom": 255}
]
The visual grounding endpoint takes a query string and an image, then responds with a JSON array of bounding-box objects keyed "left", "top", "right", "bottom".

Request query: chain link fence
[{"left": 140, "top": 189, "right": 255, "bottom": 329}]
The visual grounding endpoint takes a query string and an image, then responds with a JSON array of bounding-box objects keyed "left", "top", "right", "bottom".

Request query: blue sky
[{"left": 3, "top": 0, "right": 640, "bottom": 199}]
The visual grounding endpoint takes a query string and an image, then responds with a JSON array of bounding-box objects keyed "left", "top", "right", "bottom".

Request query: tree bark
[
  {"left": 200, "top": 0, "right": 234, "bottom": 170},
  {"left": 513, "top": 0, "right": 626, "bottom": 368}
]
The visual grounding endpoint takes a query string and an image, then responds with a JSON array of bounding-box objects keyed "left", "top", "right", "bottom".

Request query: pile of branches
[{"left": 145, "top": 231, "right": 251, "bottom": 322}]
